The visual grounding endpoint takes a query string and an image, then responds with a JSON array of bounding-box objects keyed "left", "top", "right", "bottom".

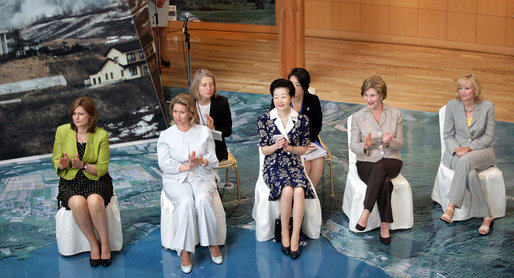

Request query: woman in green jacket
[{"left": 52, "top": 96, "right": 114, "bottom": 267}]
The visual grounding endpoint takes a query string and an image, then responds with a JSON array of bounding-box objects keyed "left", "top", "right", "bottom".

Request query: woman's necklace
[{"left": 464, "top": 104, "right": 475, "bottom": 113}]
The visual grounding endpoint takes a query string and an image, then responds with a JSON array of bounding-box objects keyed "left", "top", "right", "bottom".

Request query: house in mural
[{"left": 88, "top": 40, "right": 149, "bottom": 87}]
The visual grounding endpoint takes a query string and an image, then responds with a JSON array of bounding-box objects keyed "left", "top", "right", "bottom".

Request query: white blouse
[{"left": 157, "top": 124, "right": 219, "bottom": 184}]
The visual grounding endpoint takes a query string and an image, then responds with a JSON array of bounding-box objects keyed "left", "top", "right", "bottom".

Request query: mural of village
[{"left": 0, "top": 0, "right": 166, "bottom": 160}]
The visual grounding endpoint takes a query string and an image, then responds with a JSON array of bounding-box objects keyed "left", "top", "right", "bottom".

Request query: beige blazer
[
  {"left": 350, "top": 105, "right": 404, "bottom": 163},
  {"left": 442, "top": 99, "right": 495, "bottom": 167}
]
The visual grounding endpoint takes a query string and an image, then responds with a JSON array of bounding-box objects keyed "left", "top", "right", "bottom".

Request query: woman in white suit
[
  {"left": 157, "top": 94, "right": 223, "bottom": 273},
  {"left": 440, "top": 74, "right": 496, "bottom": 236}
]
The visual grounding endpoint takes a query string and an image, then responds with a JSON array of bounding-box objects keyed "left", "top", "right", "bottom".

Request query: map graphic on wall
[
  {"left": 0, "top": 0, "right": 167, "bottom": 160},
  {"left": 175, "top": 0, "right": 275, "bottom": 25}
]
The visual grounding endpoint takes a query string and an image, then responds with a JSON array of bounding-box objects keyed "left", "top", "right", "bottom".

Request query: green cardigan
[{"left": 52, "top": 123, "right": 110, "bottom": 181}]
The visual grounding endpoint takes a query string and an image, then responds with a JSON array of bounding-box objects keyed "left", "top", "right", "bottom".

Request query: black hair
[
  {"left": 270, "top": 78, "right": 295, "bottom": 98},
  {"left": 288, "top": 67, "right": 310, "bottom": 93}
]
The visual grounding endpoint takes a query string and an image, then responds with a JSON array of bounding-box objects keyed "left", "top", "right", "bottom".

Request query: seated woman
[
  {"left": 351, "top": 76, "right": 404, "bottom": 244},
  {"left": 157, "top": 94, "right": 223, "bottom": 274},
  {"left": 189, "top": 69, "right": 232, "bottom": 161},
  {"left": 440, "top": 74, "right": 496, "bottom": 235},
  {"left": 271, "top": 68, "right": 324, "bottom": 187},
  {"left": 52, "top": 96, "right": 114, "bottom": 266},
  {"left": 257, "top": 78, "right": 315, "bottom": 259}
]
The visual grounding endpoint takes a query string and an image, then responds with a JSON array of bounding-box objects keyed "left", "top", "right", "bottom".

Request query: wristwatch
[{"left": 82, "top": 162, "right": 88, "bottom": 171}]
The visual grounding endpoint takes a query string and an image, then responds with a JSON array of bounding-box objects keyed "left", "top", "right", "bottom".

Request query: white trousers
[{"left": 163, "top": 175, "right": 218, "bottom": 254}]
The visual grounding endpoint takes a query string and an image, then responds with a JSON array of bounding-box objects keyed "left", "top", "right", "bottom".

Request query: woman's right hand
[
  {"left": 274, "top": 136, "right": 286, "bottom": 150},
  {"left": 58, "top": 152, "right": 70, "bottom": 170}
]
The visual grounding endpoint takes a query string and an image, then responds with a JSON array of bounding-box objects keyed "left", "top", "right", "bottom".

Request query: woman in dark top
[
  {"left": 52, "top": 96, "right": 114, "bottom": 266},
  {"left": 190, "top": 69, "right": 233, "bottom": 161},
  {"left": 271, "top": 68, "right": 324, "bottom": 187}
]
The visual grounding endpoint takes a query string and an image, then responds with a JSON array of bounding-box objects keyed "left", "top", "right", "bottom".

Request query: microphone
[{"left": 182, "top": 16, "right": 189, "bottom": 34}]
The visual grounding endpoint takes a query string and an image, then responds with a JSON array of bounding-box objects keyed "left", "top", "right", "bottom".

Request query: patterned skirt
[{"left": 57, "top": 171, "right": 114, "bottom": 210}]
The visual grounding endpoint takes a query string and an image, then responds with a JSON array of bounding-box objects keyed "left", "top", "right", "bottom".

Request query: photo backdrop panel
[{"left": 0, "top": 0, "right": 166, "bottom": 160}]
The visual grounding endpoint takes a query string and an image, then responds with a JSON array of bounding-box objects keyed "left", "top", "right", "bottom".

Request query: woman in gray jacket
[
  {"left": 351, "top": 76, "right": 404, "bottom": 244},
  {"left": 440, "top": 74, "right": 496, "bottom": 236}
]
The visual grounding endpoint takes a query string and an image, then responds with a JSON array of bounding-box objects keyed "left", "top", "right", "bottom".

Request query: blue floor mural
[{"left": 0, "top": 89, "right": 512, "bottom": 277}]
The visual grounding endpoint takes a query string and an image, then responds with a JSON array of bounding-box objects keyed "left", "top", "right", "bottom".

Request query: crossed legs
[{"left": 68, "top": 194, "right": 110, "bottom": 260}]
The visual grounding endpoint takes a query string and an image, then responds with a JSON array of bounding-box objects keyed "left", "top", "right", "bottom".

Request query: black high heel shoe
[
  {"left": 281, "top": 243, "right": 290, "bottom": 255},
  {"left": 101, "top": 257, "right": 111, "bottom": 267},
  {"left": 290, "top": 247, "right": 301, "bottom": 259},
  {"left": 90, "top": 258, "right": 101, "bottom": 267},
  {"left": 355, "top": 223, "right": 366, "bottom": 231},
  {"left": 379, "top": 235, "right": 391, "bottom": 245}
]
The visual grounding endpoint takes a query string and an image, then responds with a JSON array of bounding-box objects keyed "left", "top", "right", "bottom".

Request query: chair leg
[
  {"left": 225, "top": 168, "right": 229, "bottom": 185},
  {"left": 328, "top": 159, "right": 334, "bottom": 197},
  {"left": 234, "top": 165, "right": 241, "bottom": 203}
]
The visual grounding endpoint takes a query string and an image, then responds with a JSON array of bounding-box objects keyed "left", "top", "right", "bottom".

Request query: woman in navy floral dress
[{"left": 257, "top": 78, "right": 315, "bottom": 259}]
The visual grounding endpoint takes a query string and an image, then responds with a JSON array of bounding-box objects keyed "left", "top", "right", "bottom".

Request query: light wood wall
[{"left": 305, "top": 0, "right": 514, "bottom": 55}]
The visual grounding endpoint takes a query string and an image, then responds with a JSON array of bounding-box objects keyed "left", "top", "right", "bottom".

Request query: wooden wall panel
[
  {"left": 305, "top": 0, "right": 332, "bottom": 29},
  {"left": 361, "top": 4, "right": 390, "bottom": 34},
  {"left": 390, "top": 0, "right": 418, "bottom": 8},
  {"left": 419, "top": 0, "right": 447, "bottom": 11},
  {"left": 390, "top": 7, "right": 418, "bottom": 36},
  {"left": 477, "top": 15, "right": 506, "bottom": 45},
  {"left": 332, "top": 3, "right": 361, "bottom": 31},
  {"left": 448, "top": 0, "right": 477, "bottom": 14},
  {"left": 418, "top": 9, "right": 447, "bottom": 39},
  {"left": 507, "top": 0, "right": 514, "bottom": 16},
  {"left": 362, "top": 0, "right": 389, "bottom": 5},
  {"left": 507, "top": 18, "right": 514, "bottom": 47},
  {"left": 447, "top": 12, "right": 476, "bottom": 42},
  {"left": 477, "top": 0, "right": 506, "bottom": 16}
]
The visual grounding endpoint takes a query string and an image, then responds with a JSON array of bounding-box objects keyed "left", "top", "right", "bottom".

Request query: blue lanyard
[{"left": 196, "top": 101, "right": 207, "bottom": 126}]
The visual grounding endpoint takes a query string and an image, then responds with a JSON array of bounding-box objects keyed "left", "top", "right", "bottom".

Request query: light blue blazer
[{"left": 442, "top": 99, "right": 495, "bottom": 167}]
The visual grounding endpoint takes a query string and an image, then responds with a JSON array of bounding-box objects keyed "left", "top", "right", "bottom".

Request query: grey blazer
[
  {"left": 442, "top": 99, "right": 495, "bottom": 167},
  {"left": 350, "top": 105, "right": 404, "bottom": 163}
]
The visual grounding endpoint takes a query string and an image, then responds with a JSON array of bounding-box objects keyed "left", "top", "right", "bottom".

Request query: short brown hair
[
  {"left": 455, "top": 73, "right": 483, "bottom": 103},
  {"left": 69, "top": 96, "right": 97, "bottom": 133},
  {"left": 190, "top": 69, "right": 217, "bottom": 100},
  {"left": 169, "top": 93, "right": 199, "bottom": 126},
  {"left": 361, "top": 75, "right": 387, "bottom": 100}
]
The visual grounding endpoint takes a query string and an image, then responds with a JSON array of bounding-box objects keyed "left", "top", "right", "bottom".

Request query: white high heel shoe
[
  {"left": 211, "top": 254, "right": 223, "bottom": 265},
  {"left": 181, "top": 264, "right": 192, "bottom": 274}
]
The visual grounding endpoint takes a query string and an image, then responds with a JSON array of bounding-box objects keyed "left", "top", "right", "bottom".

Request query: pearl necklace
[{"left": 464, "top": 105, "right": 475, "bottom": 113}]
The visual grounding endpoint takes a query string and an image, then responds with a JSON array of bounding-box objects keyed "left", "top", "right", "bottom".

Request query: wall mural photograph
[
  {"left": 0, "top": 0, "right": 166, "bottom": 160},
  {"left": 175, "top": 0, "right": 275, "bottom": 25}
]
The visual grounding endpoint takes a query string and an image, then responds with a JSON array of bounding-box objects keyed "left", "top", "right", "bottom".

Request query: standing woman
[
  {"left": 257, "top": 78, "right": 315, "bottom": 259},
  {"left": 52, "top": 96, "right": 114, "bottom": 266},
  {"left": 440, "top": 74, "right": 496, "bottom": 235},
  {"left": 270, "top": 68, "right": 324, "bottom": 187},
  {"left": 351, "top": 76, "right": 404, "bottom": 244},
  {"left": 157, "top": 94, "right": 223, "bottom": 274},
  {"left": 190, "top": 69, "right": 232, "bottom": 161}
]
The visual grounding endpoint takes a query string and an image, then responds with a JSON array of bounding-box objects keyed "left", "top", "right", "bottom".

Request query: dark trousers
[{"left": 356, "top": 158, "right": 403, "bottom": 223}]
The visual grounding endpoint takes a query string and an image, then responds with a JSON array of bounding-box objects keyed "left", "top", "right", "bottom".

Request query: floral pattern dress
[{"left": 257, "top": 110, "right": 315, "bottom": 201}]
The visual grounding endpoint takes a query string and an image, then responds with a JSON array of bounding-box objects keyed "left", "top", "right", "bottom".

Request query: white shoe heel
[{"left": 181, "top": 264, "right": 192, "bottom": 274}]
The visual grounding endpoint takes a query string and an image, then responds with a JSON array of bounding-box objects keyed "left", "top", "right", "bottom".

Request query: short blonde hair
[
  {"left": 361, "top": 75, "right": 387, "bottom": 100},
  {"left": 169, "top": 94, "right": 199, "bottom": 126},
  {"left": 189, "top": 69, "right": 217, "bottom": 100},
  {"left": 455, "top": 73, "right": 483, "bottom": 103}
]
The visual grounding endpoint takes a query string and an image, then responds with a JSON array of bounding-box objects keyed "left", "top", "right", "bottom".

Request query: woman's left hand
[
  {"left": 382, "top": 132, "right": 393, "bottom": 144},
  {"left": 71, "top": 153, "right": 84, "bottom": 169},
  {"left": 455, "top": 147, "right": 471, "bottom": 157},
  {"left": 206, "top": 114, "right": 215, "bottom": 130}
]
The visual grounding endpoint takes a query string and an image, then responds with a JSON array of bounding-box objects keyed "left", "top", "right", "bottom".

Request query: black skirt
[{"left": 56, "top": 142, "right": 114, "bottom": 210}]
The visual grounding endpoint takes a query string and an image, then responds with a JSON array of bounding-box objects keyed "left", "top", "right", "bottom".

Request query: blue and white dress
[{"left": 257, "top": 108, "right": 315, "bottom": 201}]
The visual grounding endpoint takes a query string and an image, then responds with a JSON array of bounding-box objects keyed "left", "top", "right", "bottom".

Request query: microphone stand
[{"left": 183, "top": 16, "right": 191, "bottom": 86}]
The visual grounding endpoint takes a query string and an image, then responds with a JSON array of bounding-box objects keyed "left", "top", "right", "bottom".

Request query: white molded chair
[
  {"left": 431, "top": 105, "right": 506, "bottom": 221},
  {"left": 55, "top": 194, "right": 123, "bottom": 256},
  {"left": 342, "top": 114, "right": 414, "bottom": 233},
  {"left": 160, "top": 188, "right": 226, "bottom": 250},
  {"left": 252, "top": 148, "right": 322, "bottom": 242}
]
